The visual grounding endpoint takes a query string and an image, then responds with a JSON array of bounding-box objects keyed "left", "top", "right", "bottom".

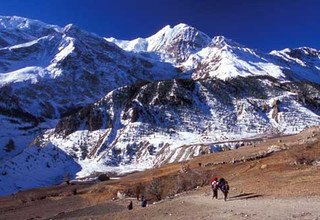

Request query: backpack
[
  {"left": 221, "top": 182, "right": 229, "bottom": 192},
  {"left": 211, "top": 181, "right": 219, "bottom": 190}
]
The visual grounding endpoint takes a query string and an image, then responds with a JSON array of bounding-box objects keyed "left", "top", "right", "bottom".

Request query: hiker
[
  {"left": 219, "top": 179, "right": 230, "bottom": 201},
  {"left": 141, "top": 196, "right": 147, "bottom": 207},
  {"left": 127, "top": 200, "right": 133, "bottom": 210},
  {"left": 211, "top": 177, "right": 219, "bottom": 199},
  {"left": 218, "top": 178, "right": 226, "bottom": 187}
]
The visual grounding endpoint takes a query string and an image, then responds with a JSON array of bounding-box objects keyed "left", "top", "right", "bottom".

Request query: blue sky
[{"left": 0, "top": 0, "right": 319, "bottom": 52}]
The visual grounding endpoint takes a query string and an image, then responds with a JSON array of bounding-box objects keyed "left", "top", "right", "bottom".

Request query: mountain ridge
[{"left": 106, "top": 23, "right": 320, "bottom": 83}]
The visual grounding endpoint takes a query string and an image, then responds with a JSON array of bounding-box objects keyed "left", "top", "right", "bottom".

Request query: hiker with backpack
[
  {"left": 141, "top": 195, "right": 147, "bottom": 207},
  {"left": 211, "top": 177, "right": 219, "bottom": 199},
  {"left": 219, "top": 178, "right": 229, "bottom": 201},
  {"left": 127, "top": 200, "right": 133, "bottom": 210}
]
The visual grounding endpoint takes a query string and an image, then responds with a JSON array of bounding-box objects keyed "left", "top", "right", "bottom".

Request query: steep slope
[
  {"left": 0, "top": 21, "right": 180, "bottom": 118},
  {"left": 189, "top": 37, "right": 319, "bottom": 83},
  {"left": 187, "top": 36, "right": 286, "bottom": 80},
  {"left": 12, "top": 76, "right": 316, "bottom": 186},
  {"left": 270, "top": 47, "right": 320, "bottom": 83},
  {"left": 0, "top": 143, "right": 81, "bottom": 196},
  {"left": 0, "top": 16, "right": 61, "bottom": 48},
  {"left": 0, "top": 16, "right": 180, "bottom": 162}
]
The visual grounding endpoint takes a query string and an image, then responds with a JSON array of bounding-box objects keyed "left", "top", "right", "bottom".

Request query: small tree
[
  {"left": 146, "top": 178, "right": 162, "bottom": 201},
  {"left": 134, "top": 183, "right": 144, "bottom": 201},
  {"left": 175, "top": 169, "right": 213, "bottom": 193}
]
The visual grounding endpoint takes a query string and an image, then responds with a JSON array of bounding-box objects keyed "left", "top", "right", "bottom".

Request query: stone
[
  {"left": 117, "top": 191, "right": 126, "bottom": 199},
  {"left": 260, "top": 164, "right": 268, "bottom": 169}
]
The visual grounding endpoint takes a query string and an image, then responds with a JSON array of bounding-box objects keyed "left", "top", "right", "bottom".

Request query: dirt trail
[{"left": 48, "top": 189, "right": 320, "bottom": 220}]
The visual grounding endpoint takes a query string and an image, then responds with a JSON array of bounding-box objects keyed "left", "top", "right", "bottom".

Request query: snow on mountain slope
[
  {"left": 0, "top": 16, "right": 61, "bottom": 48},
  {"left": 270, "top": 47, "right": 320, "bottom": 83},
  {"left": 29, "top": 77, "right": 320, "bottom": 179},
  {"left": 0, "top": 18, "right": 181, "bottom": 118},
  {"left": 0, "top": 143, "right": 81, "bottom": 195},
  {"left": 0, "top": 16, "right": 181, "bottom": 185},
  {"left": 187, "top": 36, "right": 286, "bottom": 80},
  {"left": 0, "top": 113, "right": 57, "bottom": 161},
  {"left": 105, "top": 37, "right": 148, "bottom": 53},
  {"left": 108, "top": 26, "right": 320, "bottom": 84},
  {"left": 106, "top": 23, "right": 211, "bottom": 63}
]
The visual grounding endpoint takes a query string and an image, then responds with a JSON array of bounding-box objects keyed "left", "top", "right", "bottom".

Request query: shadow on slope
[{"left": 0, "top": 143, "right": 81, "bottom": 196}]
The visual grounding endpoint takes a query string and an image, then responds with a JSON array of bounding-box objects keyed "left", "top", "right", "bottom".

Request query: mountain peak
[
  {"left": 0, "top": 15, "right": 58, "bottom": 30},
  {"left": 152, "top": 23, "right": 206, "bottom": 39},
  {"left": 106, "top": 23, "right": 211, "bottom": 63},
  {"left": 145, "top": 23, "right": 211, "bottom": 61},
  {"left": 211, "top": 35, "right": 243, "bottom": 48},
  {"left": 271, "top": 47, "right": 320, "bottom": 61},
  {"left": 171, "top": 23, "right": 196, "bottom": 30},
  {"left": 62, "top": 23, "right": 81, "bottom": 35},
  {"left": 290, "top": 47, "right": 320, "bottom": 57},
  {"left": 0, "top": 15, "right": 61, "bottom": 48},
  {"left": 156, "top": 23, "right": 196, "bottom": 33},
  {"left": 63, "top": 23, "right": 75, "bottom": 31},
  {"left": 173, "top": 23, "right": 189, "bottom": 28}
]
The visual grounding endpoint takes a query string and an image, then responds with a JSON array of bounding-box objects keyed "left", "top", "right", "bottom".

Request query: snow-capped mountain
[
  {"left": 0, "top": 16, "right": 61, "bottom": 48},
  {"left": 106, "top": 23, "right": 211, "bottom": 64},
  {"left": 1, "top": 16, "right": 320, "bottom": 195},
  {"left": 40, "top": 77, "right": 320, "bottom": 174},
  {"left": 0, "top": 19, "right": 179, "bottom": 118},
  {"left": 0, "top": 16, "right": 180, "bottom": 162},
  {"left": 107, "top": 26, "right": 320, "bottom": 83}
]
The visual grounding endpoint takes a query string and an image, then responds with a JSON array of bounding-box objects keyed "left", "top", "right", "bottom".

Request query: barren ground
[{"left": 59, "top": 192, "right": 320, "bottom": 220}]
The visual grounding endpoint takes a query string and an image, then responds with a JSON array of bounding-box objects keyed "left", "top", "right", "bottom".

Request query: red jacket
[{"left": 210, "top": 177, "right": 218, "bottom": 184}]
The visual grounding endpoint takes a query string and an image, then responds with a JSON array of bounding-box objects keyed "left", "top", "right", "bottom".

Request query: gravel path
[{"left": 48, "top": 190, "right": 320, "bottom": 220}]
